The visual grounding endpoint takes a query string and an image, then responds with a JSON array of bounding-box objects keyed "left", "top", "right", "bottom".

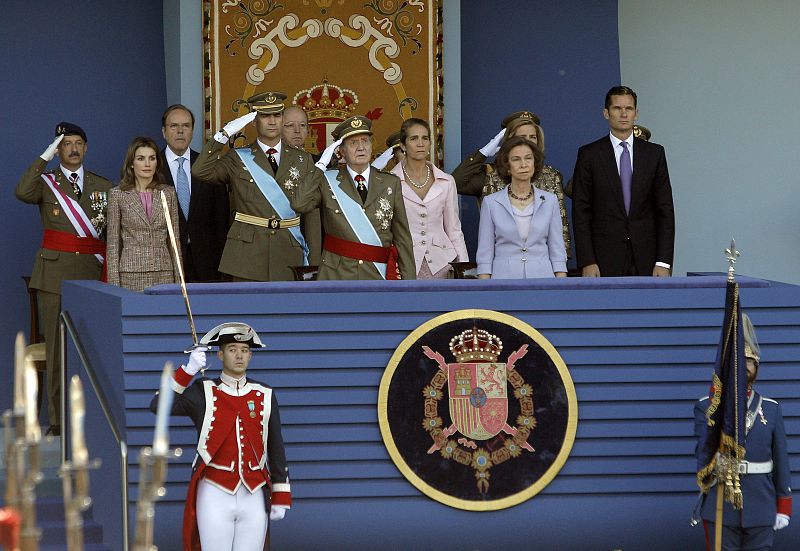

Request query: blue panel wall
[
  {"left": 61, "top": 277, "right": 800, "bottom": 550},
  {"left": 0, "top": 1, "right": 167, "bottom": 412},
  {"left": 458, "top": 1, "right": 620, "bottom": 262}
]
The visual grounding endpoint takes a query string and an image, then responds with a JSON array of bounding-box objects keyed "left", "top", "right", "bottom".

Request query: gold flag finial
[{"left": 725, "top": 239, "right": 740, "bottom": 282}]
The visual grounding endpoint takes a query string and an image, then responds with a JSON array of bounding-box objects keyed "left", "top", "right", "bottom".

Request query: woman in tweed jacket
[{"left": 107, "top": 136, "right": 181, "bottom": 291}]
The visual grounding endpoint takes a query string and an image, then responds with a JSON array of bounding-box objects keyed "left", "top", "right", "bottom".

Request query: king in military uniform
[
  {"left": 192, "top": 92, "right": 321, "bottom": 281},
  {"left": 15, "top": 122, "right": 113, "bottom": 435},
  {"left": 291, "top": 115, "right": 415, "bottom": 280},
  {"left": 152, "top": 322, "right": 290, "bottom": 551}
]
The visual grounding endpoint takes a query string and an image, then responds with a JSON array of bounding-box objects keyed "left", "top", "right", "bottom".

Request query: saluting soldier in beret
[
  {"left": 693, "top": 315, "right": 792, "bottom": 550},
  {"left": 151, "top": 322, "right": 291, "bottom": 551},
  {"left": 192, "top": 92, "right": 322, "bottom": 281},
  {"left": 15, "top": 122, "right": 112, "bottom": 435},
  {"left": 290, "top": 115, "right": 415, "bottom": 280}
]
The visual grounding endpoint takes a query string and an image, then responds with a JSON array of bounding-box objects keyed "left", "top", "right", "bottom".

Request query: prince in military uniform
[
  {"left": 15, "top": 122, "right": 112, "bottom": 434},
  {"left": 694, "top": 315, "right": 792, "bottom": 550},
  {"left": 151, "top": 322, "right": 290, "bottom": 551},
  {"left": 192, "top": 92, "right": 321, "bottom": 281},
  {"left": 291, "top": 115, "right": 415, "bottom": 280}
]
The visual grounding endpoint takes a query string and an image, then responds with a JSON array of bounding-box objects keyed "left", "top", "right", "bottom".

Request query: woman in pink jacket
[{"left": 390, "top": 118, "right": 468, "bottom": 278}]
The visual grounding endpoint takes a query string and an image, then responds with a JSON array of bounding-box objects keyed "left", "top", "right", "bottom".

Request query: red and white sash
[{"left": 41, "top": 173, "right": 104, "bottom": 263}]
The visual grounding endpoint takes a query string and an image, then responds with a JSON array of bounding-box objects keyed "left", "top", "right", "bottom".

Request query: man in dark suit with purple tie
[
  {"left": 571, "top": 86, "right": 675, "bottom": 277},
  {"left": 159, "top": 104, "right": 230, "bottom": 282}
]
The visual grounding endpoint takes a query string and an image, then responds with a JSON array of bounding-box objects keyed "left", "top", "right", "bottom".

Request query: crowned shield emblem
[
  {"left": 379, "top": 309, "right": 578, "bottom": 511},
  {"left": 447, "top": 363, "right": 508, "bottom": 440}
]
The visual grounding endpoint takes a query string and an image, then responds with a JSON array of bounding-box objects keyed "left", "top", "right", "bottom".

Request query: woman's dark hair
[
  {"left": 399, "top": 117, "right": 431, "bottom": 147},
  {"left": 496, "top": 136, "right": 544, "bottom": 184},
  {"left": 119, "top": 136, "right": 166, "bottom": 191}
]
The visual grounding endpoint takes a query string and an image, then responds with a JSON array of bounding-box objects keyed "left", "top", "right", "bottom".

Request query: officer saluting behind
[
  {"left": 694, "top": 314, "right": 792, "bottom": 550},
  {"left": 151, "top": 322, "right": 290, "bottom": 551},
  {"left": 16, "top": 122, "right": 113, "bottom": 436}
]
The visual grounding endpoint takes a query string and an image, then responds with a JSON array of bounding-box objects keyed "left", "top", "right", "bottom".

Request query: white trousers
[{"left": 196, "top": 479, "right": 267, "bottom": 551}]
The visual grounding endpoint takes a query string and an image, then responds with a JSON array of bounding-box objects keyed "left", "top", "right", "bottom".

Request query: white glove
[
  {"left": 41, "top": 134, "right": 65, "bottom": 162},
  {"left": 371, "top": 146, "right": 396, "bottom": 170},
  {"left": 478, "top": 128, "right": 506, "bottom": 158},
  {"left": 774, "top": 513, "right": 790, "bottom": 530},
  {"left": 214, "top": 111, "right": 257, "bottom": 143},
  {"left": 269, "top": 505, "right": 288, "bottom": 521},
  {"left": 315, "top": 138, "right": 343, "bottom": 171},
  {"left": 183, "top": 346, "right": 208, "bottom": 376}
]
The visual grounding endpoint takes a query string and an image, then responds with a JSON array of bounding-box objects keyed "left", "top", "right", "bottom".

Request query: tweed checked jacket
[{"left": 105, "top": 186, "right": 181, "bottom": 287}]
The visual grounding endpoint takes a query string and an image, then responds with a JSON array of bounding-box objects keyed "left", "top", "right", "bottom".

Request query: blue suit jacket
[
  {"left": 694, "top": 391, "right": 792, "bottom": 527},
  {"left": 476, "top": 188, "right": 566, "bottom": 279}
]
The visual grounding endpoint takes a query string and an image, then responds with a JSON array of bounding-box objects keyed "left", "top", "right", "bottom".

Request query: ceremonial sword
[{"left": 160, "top": 192, "right": 207, "bottom": 372}]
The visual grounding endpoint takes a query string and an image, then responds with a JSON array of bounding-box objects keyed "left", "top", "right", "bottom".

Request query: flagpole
[{"left": 715, "top": 483, "right": 723, "bottom": 551}]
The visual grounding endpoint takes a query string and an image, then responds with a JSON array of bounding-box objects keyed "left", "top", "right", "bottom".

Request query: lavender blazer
[
  {"left": 476, "top": 188, "right": 566, "bottom": 279},
  {"left": 391, "top": 163, "right": 468, "bottom": 275}
]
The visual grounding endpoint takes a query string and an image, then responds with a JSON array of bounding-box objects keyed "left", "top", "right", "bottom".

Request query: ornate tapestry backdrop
[{"left": 203, "top": 0, "right": 443, "bottom": 163}]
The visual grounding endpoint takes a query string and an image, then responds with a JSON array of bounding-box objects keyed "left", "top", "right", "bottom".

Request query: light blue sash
[
  {"left": 235, "top": 148, "right": 308, "bottom": 265},
  {"left": 323, "top": 170, "right": 386, "bottom": 279}
]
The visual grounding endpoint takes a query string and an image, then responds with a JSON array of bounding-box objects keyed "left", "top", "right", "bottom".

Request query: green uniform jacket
[
  {"left": 192, "top": 139, "right": 322, "bottom": 281},
  {"left": 15, "top": 158, "right": 113, "bottom": 294},
  {"left": 291, "top": 166, "right": 415, "bottom": 280}
]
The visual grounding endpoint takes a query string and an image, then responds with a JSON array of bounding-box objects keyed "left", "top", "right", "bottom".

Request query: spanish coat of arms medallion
[{"left": 378, "top": 309, "right": 578, "bottom": 511}]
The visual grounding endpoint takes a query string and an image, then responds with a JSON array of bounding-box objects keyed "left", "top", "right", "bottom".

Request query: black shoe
[{"left": 46, "top": 424, "right": 61, "bottom": 436}]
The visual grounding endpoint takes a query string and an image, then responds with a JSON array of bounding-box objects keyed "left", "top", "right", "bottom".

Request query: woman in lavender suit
[{"left": 476, "top": 136, "right": 566, "bottom": 279}]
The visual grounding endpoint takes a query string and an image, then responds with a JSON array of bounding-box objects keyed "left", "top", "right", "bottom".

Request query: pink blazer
[{"left": 391, "top": 163, "right": 469, "bottom": 275}]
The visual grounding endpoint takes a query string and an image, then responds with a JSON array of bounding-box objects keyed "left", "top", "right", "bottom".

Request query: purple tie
[{"left": 620, "top": 142, "right": 632, "bottom": 214}]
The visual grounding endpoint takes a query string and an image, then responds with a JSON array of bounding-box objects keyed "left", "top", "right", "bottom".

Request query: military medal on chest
[{"left": 248, "top": 399, "right": 256, "bottom": 418}]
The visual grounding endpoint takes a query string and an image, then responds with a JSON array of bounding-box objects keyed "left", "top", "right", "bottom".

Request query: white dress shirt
[
  {"left": 60, "top": 165, "right": 85, "bottom": 193},
  {"left": 165, "top": 147, "right": 192, "bottom": 194},
  {"left": 256, "top": 139, "right": 282, "bottom": 167},
  {"left": 346, "top": 165, "right": 371, "bottom": 190}
]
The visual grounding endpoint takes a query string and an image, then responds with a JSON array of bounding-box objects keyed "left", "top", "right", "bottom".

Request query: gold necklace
[
  {"left": 508, "top": 185, "right": 533, "bottom": 201},
  {"left": 402, "top": 163, "right": 431, "bottom": 189}
]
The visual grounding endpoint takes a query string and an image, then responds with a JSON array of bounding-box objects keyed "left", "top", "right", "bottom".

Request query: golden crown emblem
[
  {"left": 266, "top": 93, "right": 276, "bottom": 103},
  {"left": 293, "top": 80, "right": 360, "bottom": 122},
  {"left": 351, "top": 118, "right": 363, "bottom": 128},
  {"left": 520, "top": 111, "right": 533, "bottom": 120},
  {"left": 449, "top": 327, "right": 503, "bottom": 363},
  {"left": 633, "top": 125, "right": 642, "bottom": 138}
]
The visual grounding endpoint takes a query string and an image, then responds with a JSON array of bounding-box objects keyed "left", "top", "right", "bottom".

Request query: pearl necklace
[
  {"left": 508, "top": 185, "right": 534, "bottom": 201},
  {"left": 402, "top": 163, "right": 431, "bottom": 189}
]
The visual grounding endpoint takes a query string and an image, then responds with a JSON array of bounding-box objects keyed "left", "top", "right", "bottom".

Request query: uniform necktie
[
  {"left": 176, "top": 157, "right": 190, "bottom": 219},
  {"left": 355, "top": 174, "right": 367, "bottom": 203},
  {"left": 267, "top": 148, "right": 279, "bottom": 174},
  {"left": 69, "top": 172, "right": 81, "bottom": 199},
  {"left": 620, "top": 142, "right": 632, "bottom": 214}
]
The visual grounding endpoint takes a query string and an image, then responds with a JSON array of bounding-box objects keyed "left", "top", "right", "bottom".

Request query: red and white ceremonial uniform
[{"left": 153, "top": 367, "right": 291, "bottom": 551}]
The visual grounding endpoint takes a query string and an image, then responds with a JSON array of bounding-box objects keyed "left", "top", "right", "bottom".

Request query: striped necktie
[{"left": 176, "top": 157, "right": 190, "bottom": 218}]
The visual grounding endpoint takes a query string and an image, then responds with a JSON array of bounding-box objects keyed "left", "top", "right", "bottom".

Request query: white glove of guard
[
  {"left": 371, "top": 146, "right": 396, "bottom": 170},
  {"left": 41, "top": 134, "right": 65, "bottom": 162},
  {"left": 269, "top": 505, "right": 288, "bottom": 521},
  {"left": 184, "top": 346, "right": 209, "bottom": 376},
  {"left": 315, "top": 138, "right": 343, "bottom": 171},
  {"left": 478, "top": 128, "right": 506, "bottom": 158},
  {"left": 774, "top": 513, "right": 790, "bottom": 530},
  {"left": 214, "top": 111, "right": 257, "bottom": 143}
]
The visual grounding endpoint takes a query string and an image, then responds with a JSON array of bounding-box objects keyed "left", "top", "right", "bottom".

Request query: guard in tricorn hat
[
  {"left": 288, "top": 115, "right": 416, "bottom": 280},
  {"left": 150, "top": 322, "right": 291, "bottom": 551},
  {"left": 693, "top": 314, "right": 792, "bottom": 550},
  {"left": 15, "top": 121, "right": 113, "bottom": 435},
  {"left": 192, "top": 89, "right": 323, "bottom": 281}
]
